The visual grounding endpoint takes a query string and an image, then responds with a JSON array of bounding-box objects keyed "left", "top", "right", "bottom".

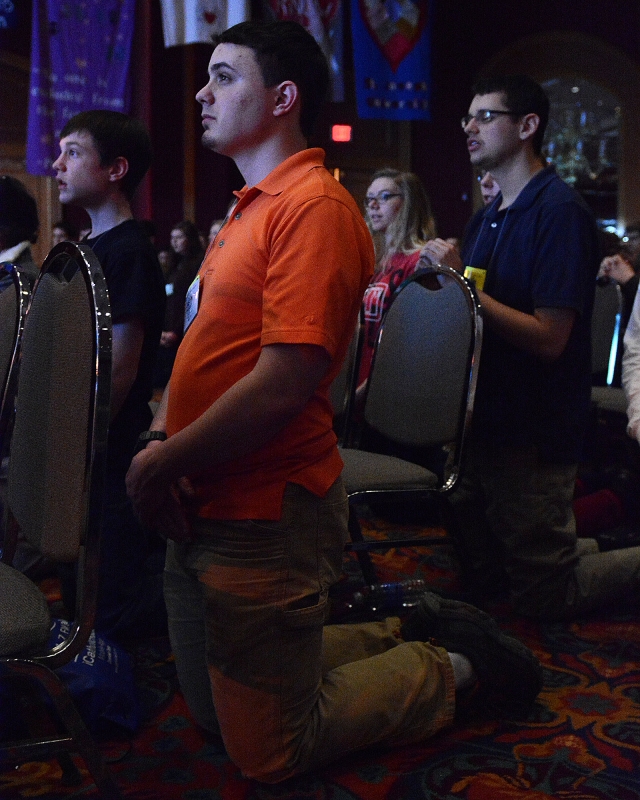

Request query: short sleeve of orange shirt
[{"left": 166, "top": 149, "right": 374, "bottom": 520}]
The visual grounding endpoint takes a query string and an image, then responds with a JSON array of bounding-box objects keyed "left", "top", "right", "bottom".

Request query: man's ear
[
  {"left": 108, "top": 156, "right": 129, "bottom": 184},
  {"left": 519, "top": 113, "right": 540, "bottom": 143},
  {"left": 272, "top": 80, "right": 299, "bottom": 119}
]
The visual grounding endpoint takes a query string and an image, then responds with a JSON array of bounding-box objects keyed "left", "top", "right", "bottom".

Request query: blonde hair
[{"left": 366, "top": 168, "right": 436, "bottom": 268}]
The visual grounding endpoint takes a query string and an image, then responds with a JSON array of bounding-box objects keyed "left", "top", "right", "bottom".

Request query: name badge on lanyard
[
  {"left": 184, "top": 275, "right": 200, "bottom": 333},
  {"left": 464, "top": 266, "right": 487, "bottom": 291}
]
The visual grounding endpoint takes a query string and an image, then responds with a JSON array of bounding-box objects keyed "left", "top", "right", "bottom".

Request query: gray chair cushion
[
  {"left": 591, "top": 385, "right": 627, "bottom": 415},
  {"left": 0, "top": 562, "right": 51, "bottom": 656},
  {"left": 340, "top": 448, "right": 439, "bottom": 494}
]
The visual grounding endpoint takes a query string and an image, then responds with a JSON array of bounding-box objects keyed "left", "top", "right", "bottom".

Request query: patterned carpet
[{"left": 2, "top": 510, "right": 640, "bottom": 799}]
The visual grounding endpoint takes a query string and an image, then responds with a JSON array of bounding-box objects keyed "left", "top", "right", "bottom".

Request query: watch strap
[{"left": 135, "top": 430, "right": 167, "bottom": 454}]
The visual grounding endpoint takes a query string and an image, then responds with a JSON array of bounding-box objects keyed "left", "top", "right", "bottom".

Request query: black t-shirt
[{"left": 86, "top": 220, "right": 165, "bottom": 476}]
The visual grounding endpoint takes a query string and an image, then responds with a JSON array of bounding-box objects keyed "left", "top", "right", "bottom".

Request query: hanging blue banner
[
  {"left": 350, "top": 0, "right": 431, "bottom": 121},
  {"left": 26, "top": 0, "right": 136, "bottom": 176}
]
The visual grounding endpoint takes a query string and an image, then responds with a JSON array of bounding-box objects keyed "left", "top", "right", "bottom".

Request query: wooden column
[{"left": 182, "top": 46, "right": 197, "bottom": 222}]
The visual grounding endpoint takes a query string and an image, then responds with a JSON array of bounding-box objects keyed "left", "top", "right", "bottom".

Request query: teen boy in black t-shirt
[{"left": 53, "top": 110, "right": 167, "bottom": 640}]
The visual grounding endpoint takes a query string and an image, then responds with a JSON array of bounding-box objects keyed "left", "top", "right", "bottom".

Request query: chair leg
[
  {"left": 21, "top": 680, "right": 82, "bottom": 786},
  {"left": 29, "top": 667, "right": 123, "bottom": 800},
  {"left": 345, "top": 494, "right": 456, "bottom": 589},
  {"left": 57, "top": 751, "right": 83, "bottom": 786},
  {"left": 347, "top": 509, "right": 379, "bottom": 587}
]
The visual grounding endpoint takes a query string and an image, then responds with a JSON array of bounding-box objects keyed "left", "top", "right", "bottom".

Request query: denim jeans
[{"left": 164, "top": 479, "right": 455, "bottom": 783}]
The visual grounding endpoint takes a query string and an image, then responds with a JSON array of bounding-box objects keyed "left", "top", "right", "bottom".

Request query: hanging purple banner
[
  {"left": 26, "top": 0, "right": 136, "bottom": 176},
  {"left": 350, "top": 0, "right": 432, "bottom": 121},
  {"left": 0, "top": 1, "right": 18, "bottom": 29}
]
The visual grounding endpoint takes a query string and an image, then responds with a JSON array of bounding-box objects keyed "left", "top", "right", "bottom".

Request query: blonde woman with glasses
[{"left": 358, "top": 168, "right": 436, "bottom": 397}]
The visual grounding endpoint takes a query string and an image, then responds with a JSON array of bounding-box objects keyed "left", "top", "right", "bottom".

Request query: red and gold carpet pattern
[{"left": 2, "top": 514, "right": 640, "bottom": 799}]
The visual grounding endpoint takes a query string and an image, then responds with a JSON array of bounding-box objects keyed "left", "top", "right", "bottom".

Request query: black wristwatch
[{"left": 135, "top": 430, "right": 167, "bottom": 454}]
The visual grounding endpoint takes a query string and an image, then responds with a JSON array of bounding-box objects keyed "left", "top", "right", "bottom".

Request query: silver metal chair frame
[
  {"left": 591, "top": 279, "right": 622, "bottom": 386},
  {"left": 590, "top": 280, "right": 628, "bottom": 417},
  {"left": 0, "top": 262, "right": 31, "bottom": 453}
]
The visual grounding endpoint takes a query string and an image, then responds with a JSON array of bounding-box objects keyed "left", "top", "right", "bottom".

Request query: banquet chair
[
  {"left": 340, "top": 264, "right": 483, "bottom": 586},
  {"left": 0, "top": 242, "right": 121, "bottom": 799},
  {"left": 0, "top": 262, "right": 31, "bottom": 453},
  {"left": 591, "top": 278, "right": 621, "bottom": 384},
  {"left": 590, "top": 279, "right": 627, "bottom": 414}
]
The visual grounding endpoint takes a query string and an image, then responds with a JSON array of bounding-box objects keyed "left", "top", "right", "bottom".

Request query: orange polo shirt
[{"left": 166, "top": 149, "right": 374, "bottom": 520}]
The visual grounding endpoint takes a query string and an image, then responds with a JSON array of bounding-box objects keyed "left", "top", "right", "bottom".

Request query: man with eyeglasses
[{"left": 422, "top": 75, "right": 640, "bottom": 621}]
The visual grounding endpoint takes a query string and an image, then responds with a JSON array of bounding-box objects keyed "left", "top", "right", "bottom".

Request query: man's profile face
[
  {"left": 53, "top": 130, "right": 112, "bottom": 208},
  {"left": 463, "top": 92, "right": 523, "bottom": 171},
  {"left": 196, "top": 43, "right": 279, "bottom": 159},
  {"left": 479, "top": 171, "right": 500, "bottom": 205}
]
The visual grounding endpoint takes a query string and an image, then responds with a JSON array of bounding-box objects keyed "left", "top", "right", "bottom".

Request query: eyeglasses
[
  {"left": 461, "top": 109, "right": 515, "bottom": 128},
  {"left": 364, "top": 192, "right": 402, "bottom": 208}
]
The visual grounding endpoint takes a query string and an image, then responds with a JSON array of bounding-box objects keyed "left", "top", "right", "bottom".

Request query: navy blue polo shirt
[{"left": 461, "top": 166, "right": 599, "bottom": 463}]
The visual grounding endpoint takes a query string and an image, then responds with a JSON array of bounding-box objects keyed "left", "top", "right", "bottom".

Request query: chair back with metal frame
[
  {"left": 0, "top": 242, "right": 121, "bottom": 798},
  {"left": 591, "top": 279, "right": 622, "bottom": 385},
  {"left": 0, "top": 262, "right": 31, "bottom": 453},
  {"left": 339, "top": 264, "right": 482, "bottom": 586},
  {"left": 590, "top": 279, "right": 628, "bottom": 416}
]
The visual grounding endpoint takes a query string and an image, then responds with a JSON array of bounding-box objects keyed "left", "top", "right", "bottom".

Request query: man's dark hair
[
  {"left": 471, "top": 75, "right": 550, "bottom": 155},
  {"left": 213, "top": 20, "right": 330, "bottom": 140},
  {"left": 0, "top": 175, "right": 39, "bottom": 247},
  {"left": 60, "top": 110, "right": 152, "bottom": 199}
]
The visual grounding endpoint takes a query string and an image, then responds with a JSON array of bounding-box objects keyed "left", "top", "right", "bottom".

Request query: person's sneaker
[{"left": 401, "top": 592, "right": 543, "bottom": 716}]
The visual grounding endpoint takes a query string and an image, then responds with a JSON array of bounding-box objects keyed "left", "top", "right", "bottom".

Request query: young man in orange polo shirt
[{"left": 126, "top": 20, "right": 541, "bottom": 783}]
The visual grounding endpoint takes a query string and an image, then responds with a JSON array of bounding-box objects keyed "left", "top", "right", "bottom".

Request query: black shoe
[
  {"left": 596, "top": 525, "right": 640, "bottom": 552},
  {"left": 401, "top": 592, "right": 543, "bottom": 716}
]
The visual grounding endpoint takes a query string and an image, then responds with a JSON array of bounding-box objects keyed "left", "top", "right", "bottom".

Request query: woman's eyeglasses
[{"left": 364, "top": 192, "right": 402, "bottom": 208}]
